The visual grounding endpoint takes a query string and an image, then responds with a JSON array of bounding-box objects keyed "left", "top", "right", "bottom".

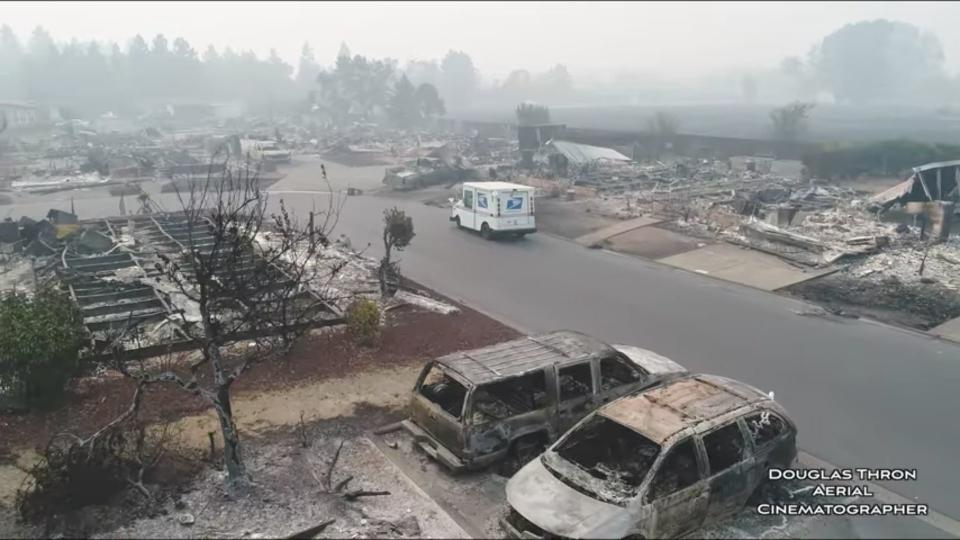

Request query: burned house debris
[
  {"left": 520, "top": 149, "right": 960, "bottom": 328},
  {"left": 503, "top": 373, "right": 797, "bottom": 539},
  {"left": 869, "top": 160, "right": 960, "bottom": 210},
  {"left": 868, "top": 160, "right": 957, "bottom": 241},
  {"left": 402, "top": 330, "right": 686, "bottom": 472},
  {"left": 0, "top": 210, "right": 352, "bottom": 360}
]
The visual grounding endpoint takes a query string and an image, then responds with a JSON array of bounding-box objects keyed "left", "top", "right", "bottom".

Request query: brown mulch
[{"left": 0, "top": 287, "right": 519, "bottom": 458}]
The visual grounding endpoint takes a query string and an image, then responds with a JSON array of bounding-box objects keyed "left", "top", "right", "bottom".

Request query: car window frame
[
  {"left": 557, "top": 361, "right": 595, "bottom": 402},
  {"left": 416, "top": 361, "right": 471, "bottom": 420},
  {"left": 701, "top": 419, "right": 750, "bottom": 477},
  {"left": 598, "top": 352, "right": 648, "bottom": 392},
  {"left": 644, "top": 436, "right": 704, "bottom": 504},
  {"left": 465, "top": 369, "right": 550, "bottom": 426},
  {"left": 743, "top": 408, "right": 789, "bottom": 449}
]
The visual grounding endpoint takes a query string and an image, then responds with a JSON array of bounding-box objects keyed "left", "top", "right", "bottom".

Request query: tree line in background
[
  {"left": 0, "top": 27, "right": 451, "bottom": 128},
  {"left": 0, "top": 18, "right": 957, "bottom": 133},
  {"left": 0, "top": 24, "right": 574, "bottom": 124},
  {"left": 0, "top": 26, "right": 304, "bottom": 115}
]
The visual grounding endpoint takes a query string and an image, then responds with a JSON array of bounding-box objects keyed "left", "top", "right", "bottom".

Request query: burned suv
[
  {"left": 502, "top": 373, "right": 798, "bottom": 539},
  {"left": 401, "top": 330, "right": 687, "bottom": 472}
]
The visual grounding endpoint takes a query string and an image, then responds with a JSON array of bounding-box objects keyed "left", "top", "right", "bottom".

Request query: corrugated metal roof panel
[{"left": 548, "top": 140, "right": 631, "bottom": 166}]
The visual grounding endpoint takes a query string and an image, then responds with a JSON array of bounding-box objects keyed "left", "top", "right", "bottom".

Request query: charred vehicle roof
[
  {"left": 600, "top": 373, "right": 780, "bottom": 444},
  {"left": 504, "top": 373, "right": 797, "bottom": 539},
  {"left": 434, "top": 330, "right": 616, "bottom": 385}
]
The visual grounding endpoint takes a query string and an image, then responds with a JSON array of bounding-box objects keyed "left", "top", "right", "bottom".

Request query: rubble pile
[
  {"left": 846, "top": 238, "right": 960, "bottom": 290},
  {"left": 545, "top": 155, "right": 960, "bottom": 325},
  {"left": 1, "top": 118, "right": 305, "bottom": 201}
]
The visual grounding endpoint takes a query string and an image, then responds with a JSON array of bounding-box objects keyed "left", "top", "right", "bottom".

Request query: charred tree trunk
[
  {"left": 202, "top": 304, "right": 247, "bottom": 484},
  {"left": 214, "top": 382, "right": 246, "bottom": 482},
  {"left": 379, "top": 230, "right": 394, "bottom": 297}
]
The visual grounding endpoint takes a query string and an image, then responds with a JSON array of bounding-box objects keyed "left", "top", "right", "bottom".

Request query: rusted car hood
[
  {"left": 612, "top": 345, "right": 687, "bottom": 375},
  {"left": 506, "top": 458, "right": 632, "bottom": 539}
]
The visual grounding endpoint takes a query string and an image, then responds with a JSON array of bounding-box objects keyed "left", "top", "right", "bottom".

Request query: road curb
[
  {"left": 798, "top": 450, "right": 960, "bottom": 537},
  {"left": 368, "top": 436, "right": 478, "bottom": 539},
  {"left": 428, "top": 265, "right": 960, "bottom": 534},
  {"left": 539, "top": 229, "right": 959, "bottom": 346}
]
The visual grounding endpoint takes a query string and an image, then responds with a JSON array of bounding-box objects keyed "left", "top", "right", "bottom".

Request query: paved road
[
  {"left": 307, "top": 193, "right": 960, "bottom": 526},
  {"left": 10, "top": 179, "right": 960, "bottom": 524}
]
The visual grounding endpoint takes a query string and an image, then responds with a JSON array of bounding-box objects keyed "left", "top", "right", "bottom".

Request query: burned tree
[
  {"left": 770, "top": 101, "right": 816, "bottom": 141},
  {"left": 108, "top": 160, "right": 347, "bottom": 485},
  {"left": 515, "top": 103, "right": 551, "bottom": 126},
  {"left": 379, "top": 207, "right": 414, "bottom": 297}
]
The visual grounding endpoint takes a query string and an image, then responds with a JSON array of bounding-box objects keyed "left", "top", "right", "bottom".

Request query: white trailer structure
[{"left": 450, "top": 181, "right": 536, "bottom": 238}]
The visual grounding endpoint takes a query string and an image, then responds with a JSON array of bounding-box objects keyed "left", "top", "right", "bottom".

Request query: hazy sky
[{"left": 4, "top": 1, "right": 960, "bottom": 82}]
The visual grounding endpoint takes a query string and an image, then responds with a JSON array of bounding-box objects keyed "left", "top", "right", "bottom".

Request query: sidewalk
[
  {"left": 574, "top": 215, "right": 662, "bottom": 247},
  {"left": 930, "top": 316, "right": 960, "bottom": 343}
]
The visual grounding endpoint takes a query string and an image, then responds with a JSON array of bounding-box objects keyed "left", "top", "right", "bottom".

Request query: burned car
[
  {"left": 502, "top": 373, "right": 797, "bottom": 539},
  {"left": 401, "top": 330, "right": 687, "bottom": 472}
]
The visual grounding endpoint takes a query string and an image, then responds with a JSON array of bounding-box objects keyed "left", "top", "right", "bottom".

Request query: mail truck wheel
[{"left": 481, "top": 222, "right": 492, "bottom": 239}]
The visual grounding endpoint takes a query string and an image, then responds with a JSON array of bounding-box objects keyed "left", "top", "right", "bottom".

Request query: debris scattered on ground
[
  {"left": 393, "top": 290, "right": 460, "bottom": 315},
  {"left": 514, "top": 153, "right": 959, "bottom": 329},
  {"left": 93, "top": 416, "right": 467, "bottom": 539}
]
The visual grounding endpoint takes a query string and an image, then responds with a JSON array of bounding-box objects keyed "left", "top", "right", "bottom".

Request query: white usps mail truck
[{"left": 450, "top": 181, "right": 536, "bottom": 238}]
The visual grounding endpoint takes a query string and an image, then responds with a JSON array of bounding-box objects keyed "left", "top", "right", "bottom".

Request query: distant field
[{"left": 453, "top": 103, "right": 960, "bottom": 144}]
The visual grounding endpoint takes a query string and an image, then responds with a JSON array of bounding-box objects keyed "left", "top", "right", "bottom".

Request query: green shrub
[
  {"left": 0, "top": 288, "right": 86, "bottom": 409},
  {"left": 346, "top": 298, "right": 380, "bottom": 346}
]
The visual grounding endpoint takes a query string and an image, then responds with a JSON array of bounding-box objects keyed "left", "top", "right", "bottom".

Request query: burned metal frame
[{"left": 41, "top": 212, "right": 343, "bottom": 361}]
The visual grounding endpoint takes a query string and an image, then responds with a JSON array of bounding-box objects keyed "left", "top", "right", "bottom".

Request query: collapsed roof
[
  {"left": 546, "top": 139, "right": 632, "bottom": 166},
  {"left": 28, "top": 213, "right": 342, "bottom": 359},
  {"left": 436, "top": 330, "right": 614, "bottom": 385},
  {"left": 869, "top": 160, "right": 960, "bottom": 211}
]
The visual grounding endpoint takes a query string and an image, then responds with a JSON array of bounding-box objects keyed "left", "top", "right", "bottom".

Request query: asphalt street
[
  {"left": 10, "top": 171, "right": 960, "bottom": 525},
  {"left": 321, "top": 193, "right": 960, "bottom": 520}
]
